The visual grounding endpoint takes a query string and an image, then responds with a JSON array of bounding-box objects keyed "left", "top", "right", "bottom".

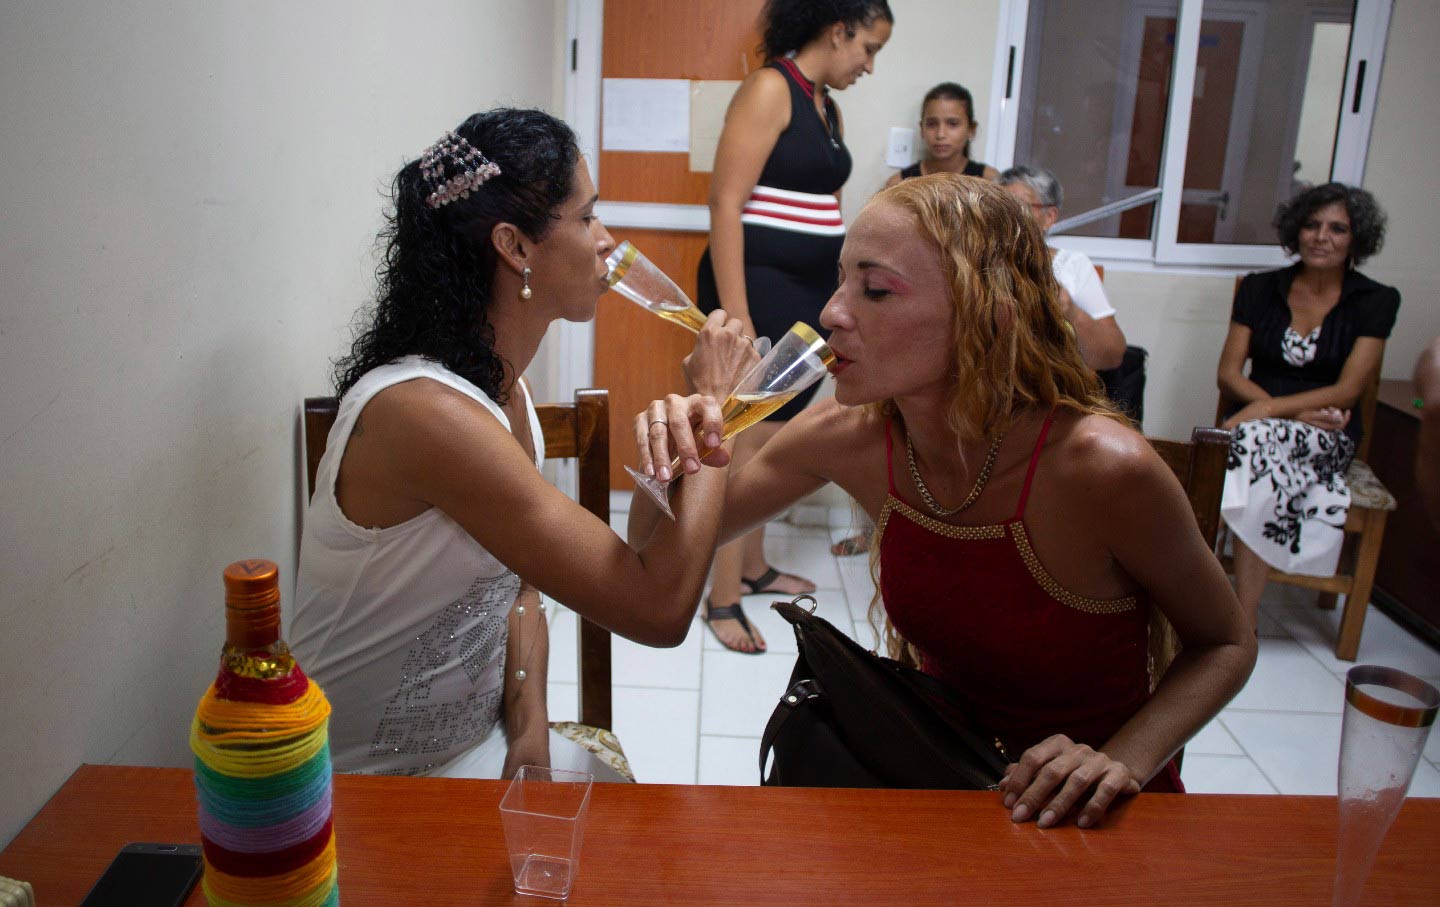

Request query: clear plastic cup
[
  {"left": 499, "top": 766, "right": 594, "bottom": 900},
  {"left": 1333, "top": 665, "right": 1438, "bottom": 906}
]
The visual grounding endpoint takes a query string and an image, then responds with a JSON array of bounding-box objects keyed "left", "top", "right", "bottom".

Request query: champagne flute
[
  {"left": 606, "top": 240, "right": 771, "bottom": 355},
  {"left": 1332, "top": 665, "right": 1438, "bottom": 906},
  {"left": 628, "top": 321, "right": 835, "bottom": 520}
]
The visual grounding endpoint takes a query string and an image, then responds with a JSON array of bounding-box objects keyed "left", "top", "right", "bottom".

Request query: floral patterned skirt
[{"left": 1221, "top": 418, "right": 1355, "bottom": 576}]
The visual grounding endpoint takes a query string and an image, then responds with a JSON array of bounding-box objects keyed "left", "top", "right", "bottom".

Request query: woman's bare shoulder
[
  {"left": 735, "top": 65, "right": 790, "bottom": 106},
  {"left": 1048, "top": 410, "right": 1159, "bottom": 484},
  {"left": 361, "top": 376, "right": 506, "bottom": 440}
]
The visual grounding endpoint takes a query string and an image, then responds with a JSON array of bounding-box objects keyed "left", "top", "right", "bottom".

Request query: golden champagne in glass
[
  {"left": 716, "top": 390, "right": 802, "bottom": 439},
  {"left": 628, "top": 322, "right": 834, "bottom": 519},
  {"left": 653, "top": 300, "right": 710, "bottom": 333},
  {"left": 606, "top": 240, "right": 769, "bottom": 353}
]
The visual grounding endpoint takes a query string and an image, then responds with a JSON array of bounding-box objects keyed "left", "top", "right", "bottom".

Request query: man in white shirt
[{"left": 999, "top": 166, "right": 1127, "bottom": 371}]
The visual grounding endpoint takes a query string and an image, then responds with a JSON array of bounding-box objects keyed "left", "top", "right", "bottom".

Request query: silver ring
[{"left": 648, "top": 419, "right": 667, "bottom": 428}]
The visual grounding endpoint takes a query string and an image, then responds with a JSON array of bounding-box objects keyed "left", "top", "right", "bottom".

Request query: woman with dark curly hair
[
  {"left": 292, "top": 109, "right": 756, "bottom": 781},
  {"left": 695, "top": 0, "right": 893, "bottom": 652},
  {"left": 1216, "top": 182, "right": 1400, "bottom": 626}
]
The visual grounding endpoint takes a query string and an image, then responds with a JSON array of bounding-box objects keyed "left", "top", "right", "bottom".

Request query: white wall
[
  {"left": 835, "top": 0, "right": 1001, "bottom": 224},
  {"left": 0, "top": 0, "right": 559, "bottom": 846},
  {"left": 1359, "top": 0, "right": 1440, "bottom": 382}
]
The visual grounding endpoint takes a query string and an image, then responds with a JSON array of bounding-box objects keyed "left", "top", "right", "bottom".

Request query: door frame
[
  {"left": 559, "top": 0, "right": 713, "bottom": 401},
  {"left": 554, "top": 0, "right": 605, "bottom": 401},
  {"left": 1274, "top": 4, "right": 1360, "bottom": 207}
]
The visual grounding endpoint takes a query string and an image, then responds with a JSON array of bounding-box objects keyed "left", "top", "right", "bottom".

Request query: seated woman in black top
[{"left": 1216, "top": 183, "right": 1399, "bottom": 627}]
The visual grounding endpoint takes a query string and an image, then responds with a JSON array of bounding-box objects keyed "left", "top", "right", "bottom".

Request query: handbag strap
[{"left": 758, "top": 678, "right": 824, "bottom": 784}]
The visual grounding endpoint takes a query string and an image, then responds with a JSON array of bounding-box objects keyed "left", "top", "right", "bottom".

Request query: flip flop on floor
[
  {"left": 830, "top": 534, "right": 871, "bottom": 557},
  {"left": 740, "top": 566, "right": 816, "bottom": 596},
  {"left": 702, "top": 600, "right": 766, "bottom": 654}
]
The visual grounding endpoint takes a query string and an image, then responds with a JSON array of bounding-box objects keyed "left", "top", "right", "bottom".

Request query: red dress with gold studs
[{"left": 877, "top": 410, "right": 1183, "bottom": 792}]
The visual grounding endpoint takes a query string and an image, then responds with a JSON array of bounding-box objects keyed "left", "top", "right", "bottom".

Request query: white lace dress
[{"left": 1221, "top": 327, "right": 1355, "bottom": 576}]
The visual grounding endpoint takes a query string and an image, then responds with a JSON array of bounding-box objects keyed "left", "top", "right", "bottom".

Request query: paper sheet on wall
[
  {"left": 601, "top": 79, "right": 690, "bottom": 152},
  {"left": 689, "top": 80, "right": 741, "bottom": 172}
]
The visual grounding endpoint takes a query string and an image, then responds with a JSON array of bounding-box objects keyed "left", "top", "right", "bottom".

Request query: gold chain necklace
[{"left": 905, "top": 431, "right": 1005, "bottom": 517}]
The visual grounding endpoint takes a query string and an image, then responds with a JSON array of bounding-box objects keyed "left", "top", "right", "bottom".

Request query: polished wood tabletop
[{"left": 4, "top": 765, "right": 1439, "bottom": 905}]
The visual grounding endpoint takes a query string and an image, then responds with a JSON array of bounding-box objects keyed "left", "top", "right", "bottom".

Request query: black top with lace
[{"left": 1229, "top": 263, "right": 1400, "bottom": 446}]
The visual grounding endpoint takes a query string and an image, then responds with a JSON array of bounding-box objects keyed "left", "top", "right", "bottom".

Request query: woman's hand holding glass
[
  {"left": 633, "top": 311, "right": 755, "bottom": 481},
  {"left": 998, "top": 734, "right": 1142, "bottom": 829},
  {"left": 635, "top": 394, "right": 728, "bottom": 482},
  {"left": 630, "top": 322, "right": 834, "bottom": 519},
  {"left": 683, "top": 310, "right": 761, "bottom": 399}
]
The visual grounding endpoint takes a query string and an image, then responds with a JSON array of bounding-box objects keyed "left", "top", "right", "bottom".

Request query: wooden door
[
  {"left": 1120, "top": 16, "right": 1246, "bottom": 242},
  {"left": 594, "top": 0, "right": 766, "bottom": 488}
]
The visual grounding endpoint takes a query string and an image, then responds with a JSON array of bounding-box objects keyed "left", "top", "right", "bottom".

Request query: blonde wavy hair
[{"left": 860, "top": 175, "right": 1174, "bottom": 681}]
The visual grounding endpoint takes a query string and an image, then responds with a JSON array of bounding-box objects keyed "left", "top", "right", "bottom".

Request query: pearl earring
[{"left": 520, "top": 267, "right": 532, "bottom": 300}]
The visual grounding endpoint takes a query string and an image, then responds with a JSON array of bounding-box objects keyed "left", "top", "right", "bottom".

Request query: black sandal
[
  {"left": 702, "top": 600, "right": 765, "bottom": 654},
  {"left": 739, "top": 566, "right": 816, "bottom": 596}
]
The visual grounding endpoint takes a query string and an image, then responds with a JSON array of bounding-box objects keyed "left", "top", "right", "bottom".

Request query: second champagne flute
[
  {"left": 628, "top": 322, "right": 835, "bottom": 520},
  {"left": 606, "top": 240, "right": 771, "bottom": 355}
]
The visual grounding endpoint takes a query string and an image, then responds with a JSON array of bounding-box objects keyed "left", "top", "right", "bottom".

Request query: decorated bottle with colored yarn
[{"left": 190, "top": 559, "right": 340, "bottom": 906}]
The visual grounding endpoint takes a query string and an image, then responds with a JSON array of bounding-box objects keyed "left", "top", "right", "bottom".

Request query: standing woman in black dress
[{"left": 695, "top": 0, "right": 893, "bottom": 652}]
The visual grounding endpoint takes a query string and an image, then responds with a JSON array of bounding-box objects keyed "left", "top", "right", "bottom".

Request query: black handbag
[{"left": 759, "top": 596, "right": 1009, "bottom": 790}]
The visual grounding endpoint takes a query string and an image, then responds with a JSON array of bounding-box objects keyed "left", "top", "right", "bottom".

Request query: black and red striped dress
[{"left": 698, "top": 56, "right": 852, "bottom": 422}]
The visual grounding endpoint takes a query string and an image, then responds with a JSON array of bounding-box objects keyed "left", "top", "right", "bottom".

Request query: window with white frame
[{"left": 988, "top": 0, "right": 1392, "bottom": 269}]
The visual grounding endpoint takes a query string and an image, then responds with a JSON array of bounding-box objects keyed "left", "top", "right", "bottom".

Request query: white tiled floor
[{"left": 547, "top": 507, "right": 1440, "bottom": 798}]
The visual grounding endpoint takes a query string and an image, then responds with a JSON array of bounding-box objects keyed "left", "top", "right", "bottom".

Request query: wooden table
[
  {"left": 4, "top": 765, "right": 1440, "bottom": 905},
  {"left": 1369, "top": 378, "right": 1440, "bottom": 649}
]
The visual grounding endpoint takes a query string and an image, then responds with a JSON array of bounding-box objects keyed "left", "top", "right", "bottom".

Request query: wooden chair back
[
  {"left": 1147, "top": 427, "right": 1232, "bottom": 550},
  {"left": 1217, "top": 274, "right": 1382, "bottom": 461},
  {"left": 302, "top": 390, "right": 614, "bottom": 730}
]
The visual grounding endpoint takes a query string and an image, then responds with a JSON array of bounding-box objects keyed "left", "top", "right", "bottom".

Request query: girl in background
[{"left": 886, "top": 82, "right": 998, "bottom": 187}]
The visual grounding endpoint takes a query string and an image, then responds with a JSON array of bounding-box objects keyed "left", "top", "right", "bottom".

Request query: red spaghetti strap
[
  {"left": 884, "top": 417, "right": 899, "bottom": 495},
  {"left": 1013, "top": 407, "right": 1059, "bottom": 521},
  {"left": 775, "top": 57, "right": 816, "bottom": 100}
]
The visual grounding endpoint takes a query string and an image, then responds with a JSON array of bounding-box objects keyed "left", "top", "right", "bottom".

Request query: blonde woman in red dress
[{"left": 632, "top": 174, "right": 1255, "bottom": 828}]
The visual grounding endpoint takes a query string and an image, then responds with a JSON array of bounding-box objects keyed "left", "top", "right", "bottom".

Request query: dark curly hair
[
  {"left": 1273, "top": 182, "right": 1387, "bottom": 266},
  {"left": 922, "top": 82, "right": 978, "bottom": 158},
  {"left": 334, "top": 108, "right": 581, "bottom": 403},
  {"left": 759, "top": 0, "right": 894, "bottom": 60}
]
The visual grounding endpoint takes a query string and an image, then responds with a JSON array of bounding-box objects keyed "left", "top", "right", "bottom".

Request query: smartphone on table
[{"left": 80, "top": 842, "right": 203, "bottom": 907}]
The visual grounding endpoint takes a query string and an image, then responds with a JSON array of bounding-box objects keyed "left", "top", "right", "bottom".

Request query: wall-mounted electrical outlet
[{"left": 884, "top": 126, "right": 915, "bottom": 169}]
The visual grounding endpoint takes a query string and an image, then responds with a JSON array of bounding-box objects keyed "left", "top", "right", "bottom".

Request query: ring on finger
[{"left": 648, "top": 418, "right": 667, "bottom": 428}]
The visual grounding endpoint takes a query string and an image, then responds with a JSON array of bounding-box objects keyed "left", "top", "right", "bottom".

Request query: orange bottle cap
[
  {"left": 222, "top": 559, "right": 281, "bottom": 648},
  {"left": 223, "top": 559, "right": 280, "bottom": 609}
]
